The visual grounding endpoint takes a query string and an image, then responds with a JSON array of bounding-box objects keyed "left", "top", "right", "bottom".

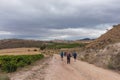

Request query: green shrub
[
  {"left": 23, "top": 59, "right": 31, "bottom": 65},
  {"left": 2, "top": 61, "right": 17, "bottom": 72},
  {"left": 17, "top": 61, "right": 26, "bottom": 67},
  {"left": 40, "top": 45, "right": 46, "bottom": 50},
  {"left": 0, "top": 54, "right": 44, "bottom": 73}
]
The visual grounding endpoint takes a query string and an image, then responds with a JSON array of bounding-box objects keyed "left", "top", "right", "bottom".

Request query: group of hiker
[{"left": 60, "top": 51, "right": 77, "bottom": 64}]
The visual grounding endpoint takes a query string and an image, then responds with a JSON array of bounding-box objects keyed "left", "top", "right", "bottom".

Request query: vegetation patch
[
  {"left": 108, "top": 53, "right": 120, "bottom": 70},
  {"left": 0, "top": 54, "right": 44, "bottom": 73},
  {"left": 46, "top": 43, "right": 87, "bottom": 49}
]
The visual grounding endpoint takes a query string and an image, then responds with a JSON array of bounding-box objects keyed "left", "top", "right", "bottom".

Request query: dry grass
[{"left": 0, "top": 48, "right": 40, "bottom": 55}]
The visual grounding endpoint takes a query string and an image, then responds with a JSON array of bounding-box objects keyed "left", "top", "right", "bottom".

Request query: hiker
[
  {"left": 60, "top": 51, "right": 64, "bottom": 61},
  {"left": 67, "top": 52, "right": 71, "bottom": 64},
  {"left": 64, "top": 52, "right": 67, "bottom": 56},
  {"left": 73, "top": 51, "right": 77, "bottom": 61}
]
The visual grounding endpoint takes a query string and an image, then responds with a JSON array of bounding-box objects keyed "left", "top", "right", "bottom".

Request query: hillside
[
  {"left": 0, "top": 39, "right": 44, "bottom": 49},
  {"left": 0, "top": 39, "right": 86, "bottom": 50},
  {"left": 79, "top": 24, "right": 120, "bottom": 70},
  {"left": 86, "top": 24, "right": 120, "bottom": 49}
]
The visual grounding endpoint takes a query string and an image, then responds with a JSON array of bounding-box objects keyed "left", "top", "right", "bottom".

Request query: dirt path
[
  {"left": 8, "top": 57, "right": 50, "bottom": 80},
  {"left": 9, "top": 54, "right": 120, "bottom": 80},
  {"left": 45, "top": 54, "right": 120, "bottom": 80}
]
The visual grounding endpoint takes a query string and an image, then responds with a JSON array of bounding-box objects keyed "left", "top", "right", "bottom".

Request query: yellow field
[{"left": 0, "top": 48, "right": 40, "bottom": 55}]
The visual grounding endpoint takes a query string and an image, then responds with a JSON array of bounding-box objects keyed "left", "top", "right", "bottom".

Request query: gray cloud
[{"left": 0, "top": 0, "right": 120, "bottom": 40}]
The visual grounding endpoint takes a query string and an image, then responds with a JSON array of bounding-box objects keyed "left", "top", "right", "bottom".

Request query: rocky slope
[{"left": 79, "top": 24, "right": 120, "bottom": 71}]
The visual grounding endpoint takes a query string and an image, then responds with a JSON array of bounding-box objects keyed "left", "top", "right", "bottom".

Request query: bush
[
  {"left": 40, "top": 45, "right": 46, "bottom": 50},
  {"left": 0, "top": 54, "right": 44, "bottom": 73},
  {"left": 17, "top": 61, "right": 26, "bottom": 67},
  {"left": 2, "top": 61, "right": 17, "bottom": 73},
  {"left": 33, "top": 49, "right": 37, "bottom": 51}
]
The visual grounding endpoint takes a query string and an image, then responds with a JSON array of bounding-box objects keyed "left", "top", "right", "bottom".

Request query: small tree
[{"left": 40, "top": 45, "right": 46, "bottom": 50}]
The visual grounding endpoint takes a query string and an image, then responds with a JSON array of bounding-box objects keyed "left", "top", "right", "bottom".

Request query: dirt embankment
[{"left": 79, "top": 43, "right": 120, "bottom": 70}]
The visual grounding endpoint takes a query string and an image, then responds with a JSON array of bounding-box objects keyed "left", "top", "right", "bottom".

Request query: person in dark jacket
[
  {"left": 60, "top": 51, "right": 64, "bottom": 61},
  {"left": 67, "top": 52, "right": 71, "bottom": 64},
  {"left": 73, "top": 51, "right": 77, "bottom": 61}
]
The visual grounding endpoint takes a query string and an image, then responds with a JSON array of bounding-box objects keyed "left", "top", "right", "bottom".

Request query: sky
[{"left": 0, "top": 0, "right": 120, "bottom": 40}]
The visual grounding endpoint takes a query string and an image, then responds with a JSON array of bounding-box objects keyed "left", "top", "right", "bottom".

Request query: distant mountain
[
  {"left": 86, "top": 24, "right": 120, "bottom": 49},
  {"left": 50, "top": 39, "right": 72, "bottom": 43},
  {"left": 80, "top": 38, "right": 93, "bottom": 40}
]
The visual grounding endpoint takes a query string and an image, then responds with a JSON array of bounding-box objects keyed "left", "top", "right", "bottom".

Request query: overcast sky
[{"left": 0, "top": 0, "right": 120, "bottom": 40}]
